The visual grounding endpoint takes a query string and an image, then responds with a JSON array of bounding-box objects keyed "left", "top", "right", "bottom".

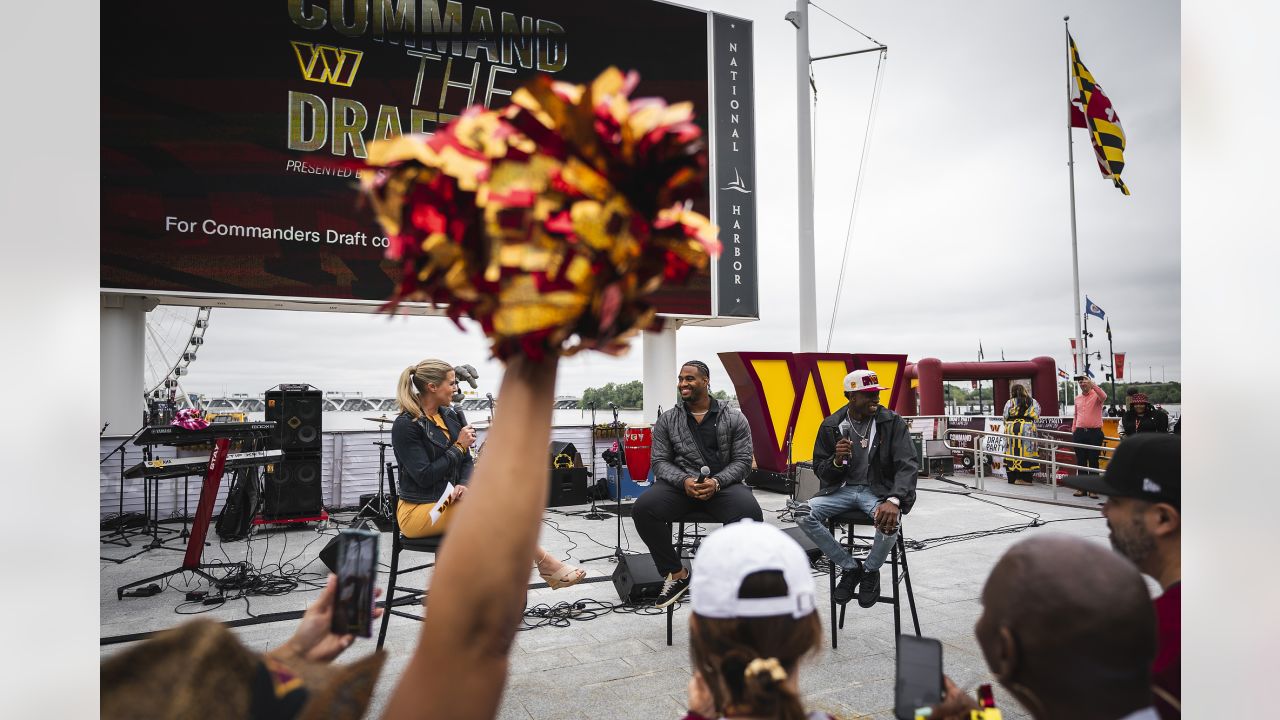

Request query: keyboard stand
[{"left": 117, "top": 438, "right": 239, "bottom": 599}]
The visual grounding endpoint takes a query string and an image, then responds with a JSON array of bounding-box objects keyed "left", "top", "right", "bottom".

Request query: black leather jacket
[
  {"left": 390, "top": 406, "right": 473, "bottom": 504},
  {"left": 811, "top": 405, "right": 918, "bottom": 513}
]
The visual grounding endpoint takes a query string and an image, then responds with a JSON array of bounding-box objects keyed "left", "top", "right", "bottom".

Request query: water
[{"left": 238, "top": 408, "right": 650, "bottom": 431}]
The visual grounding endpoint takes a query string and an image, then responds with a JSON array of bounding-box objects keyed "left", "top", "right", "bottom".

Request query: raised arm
[{"left": 382, "top": 357, "right": 558, "bottom": 720}]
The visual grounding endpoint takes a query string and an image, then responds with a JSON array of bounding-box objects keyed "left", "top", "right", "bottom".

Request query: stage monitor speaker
[
  {"left": 549, "top": 440, "right": 583, "bottom": 469},
  {"left": 611, "top": 553, "right": 691, "bottom": 604},
  {"left": 262, "top": 452, "right": 324, "bottom": 519},
  {"left": 265, "top": 386, "right": 324, "bottom": 452},
  {"left": 781, "top": 525, "right": 822, "bottom": 562},
  {"left": 548, "top": 467, "right": 589, "bottom": 507},
  {"left": 795, "top": 462, "right": 820, "bottom": 503},
  {"left": 319, "top": 534, "right": 340, "bottom": 574}
]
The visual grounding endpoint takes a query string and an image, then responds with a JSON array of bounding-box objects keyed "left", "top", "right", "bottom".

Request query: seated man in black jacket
[
  {"left": 633, "top": 360, "right": 763, "bottom": 607},
  {"left": 795, "top": 370, "right": 918, "bottom": 607}
]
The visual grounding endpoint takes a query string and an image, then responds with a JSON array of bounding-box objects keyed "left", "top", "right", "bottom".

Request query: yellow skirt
[{"left": 396, "top": 498, "right": 458, "bottom": 538}]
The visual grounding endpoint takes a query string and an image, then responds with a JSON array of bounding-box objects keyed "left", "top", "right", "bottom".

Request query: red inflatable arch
[{"left": 895, "top": 356, "right": 1059, "bottom": 417}]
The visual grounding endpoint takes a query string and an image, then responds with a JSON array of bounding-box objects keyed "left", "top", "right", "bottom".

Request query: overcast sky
[{"left": 170, "top": 0, "right": 1179, "bottom": 399}]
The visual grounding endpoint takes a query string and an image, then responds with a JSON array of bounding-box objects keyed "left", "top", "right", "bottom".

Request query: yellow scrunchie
[{"left": 743, "top": 657, "right": 787, "bottom": 683}]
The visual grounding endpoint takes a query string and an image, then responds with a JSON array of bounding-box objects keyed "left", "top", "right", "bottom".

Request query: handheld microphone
[
  {"left": 697, "top": 465, "right": 710, "bottom": 483},
  {"left": 486, "top": 392, "right": 495, "bottom": 404}
]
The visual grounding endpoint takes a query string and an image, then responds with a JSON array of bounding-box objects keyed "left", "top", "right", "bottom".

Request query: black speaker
[
  {"left": 781, "top": 525, "right": 822, "bottom": 562},
  {"left": 549, "top": 440, "right": 583, "bottom": 468},
  {"left": 611, "top": 553, "right": 691, "bottom": 603},
  {"left": 262, "top": 452, "right": 324, "bottom": 519},
  {"left": 319, "top": 534, "right": 340, "bottom": 573},
  {"left": 265, "top": 385, "right": 323, "bottom": 452},
  {"left": 548, "top": 467, "right": 589, "bottom": 507}
]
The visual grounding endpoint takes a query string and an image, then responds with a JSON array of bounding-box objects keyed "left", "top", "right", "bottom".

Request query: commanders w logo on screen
[{"left": 291, "top": 42, "right": 363, "bottom": 87}]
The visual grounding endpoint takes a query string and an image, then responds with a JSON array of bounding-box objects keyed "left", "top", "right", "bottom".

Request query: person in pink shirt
[{"left": 1071, "top": 375, "right": 1107, "bottom": 498}]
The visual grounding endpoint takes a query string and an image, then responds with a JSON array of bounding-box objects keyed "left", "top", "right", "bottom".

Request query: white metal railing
[{"left": 942, "top": 427, "right": 1115, "bottom": 501}]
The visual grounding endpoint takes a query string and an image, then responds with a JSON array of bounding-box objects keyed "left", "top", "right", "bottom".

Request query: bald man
[{"left": 931, "top": 535, "right": 1158, "bottom": 720}]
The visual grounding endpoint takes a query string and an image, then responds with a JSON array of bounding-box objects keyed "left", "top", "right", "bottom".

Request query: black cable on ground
[{"left": 520, "top": 596, "right": 680, "bottom": 631}]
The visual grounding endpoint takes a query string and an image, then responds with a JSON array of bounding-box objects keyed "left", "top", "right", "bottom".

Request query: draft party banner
[{"left": 102, "top": 1, "right": 755, "bottom": 318}]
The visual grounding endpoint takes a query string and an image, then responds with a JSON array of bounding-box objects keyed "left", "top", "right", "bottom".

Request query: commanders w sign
[{"left": 720, "top": 351, "right": 908, "bottom": 473}]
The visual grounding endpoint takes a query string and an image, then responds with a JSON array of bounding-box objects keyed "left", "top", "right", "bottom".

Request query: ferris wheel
[{"left": 143, "top": 305, "right": 212, "bottom": 405}]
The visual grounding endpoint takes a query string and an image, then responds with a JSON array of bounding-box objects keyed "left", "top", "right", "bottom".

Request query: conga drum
[{"left": 622, "top": 425, "right": 653, "bottom": 486}]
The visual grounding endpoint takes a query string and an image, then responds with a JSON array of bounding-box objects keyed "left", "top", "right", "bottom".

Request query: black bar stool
[
  {"left": 665, "top": 511, "right": 721, "bottom": 646},
  {"left": 376, "top": 463, "right": 446, "bottom": 650},
  {"left": 825, "top": 509, "right": 920, "bottom": 648}
]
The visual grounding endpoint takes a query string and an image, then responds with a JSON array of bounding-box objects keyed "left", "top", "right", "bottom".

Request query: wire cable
[
  {"left": 823, "top": 47, "right": 887, "bottom": 351},
  {"left": 810, "top": 2, "right": 884, "bottom": 47}
]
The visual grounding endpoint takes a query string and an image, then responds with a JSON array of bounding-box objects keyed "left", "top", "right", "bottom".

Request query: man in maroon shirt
[{"left": 1065, "top": 434, "right": 1181, "bottom": 718}]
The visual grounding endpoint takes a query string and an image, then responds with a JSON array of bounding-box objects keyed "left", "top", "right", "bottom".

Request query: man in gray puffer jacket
[{"left": 633, "top": 360, "right": 763, "bottom": 607}]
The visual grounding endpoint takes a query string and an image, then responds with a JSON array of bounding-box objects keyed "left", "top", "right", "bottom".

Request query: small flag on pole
[
  {"left": 1069, "top": 33, "right": 1130, "bottom": 195},
  {"left": 979, "top": 341, "right": 985, "bottom": 361},
  {"left": 1106, "top": 319, "right": 1113, "bottom": 341},
  {"left": 1085, "top": 296, "right": 1106, "bottom": 320}
]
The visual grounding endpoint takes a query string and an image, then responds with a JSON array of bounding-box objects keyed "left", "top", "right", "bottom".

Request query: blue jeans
[{"left": 795, "top": 484, "right": 897, "bottom": 572}]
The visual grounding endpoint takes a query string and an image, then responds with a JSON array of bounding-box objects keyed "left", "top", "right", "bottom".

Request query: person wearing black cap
[{"left": 1064, "top": 434, "right": 1181, "bottom": 718}]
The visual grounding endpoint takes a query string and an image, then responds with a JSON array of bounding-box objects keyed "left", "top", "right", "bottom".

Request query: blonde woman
[{"left": 390, "top": 359, "right": 585, "bottom": 589}]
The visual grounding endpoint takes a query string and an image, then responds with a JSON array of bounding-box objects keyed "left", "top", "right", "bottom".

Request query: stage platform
[{"left": 100, "top": 476, "right": 1119, "bottom": 720}]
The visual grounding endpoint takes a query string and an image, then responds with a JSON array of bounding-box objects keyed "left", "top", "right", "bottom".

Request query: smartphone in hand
[
  {"left": 894, "top": 634, "right": 943, "bottom": 720},
  {"left": 331, "top": 528, "right": 379, "bottom": 638}
]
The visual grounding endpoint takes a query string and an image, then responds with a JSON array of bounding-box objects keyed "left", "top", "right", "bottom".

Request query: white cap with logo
[
  {"left": 690, "top": 520, "right": 817, "bottom": 619},
  {"left": 843, "top": 369, "right": 888, "bottom": 393}
]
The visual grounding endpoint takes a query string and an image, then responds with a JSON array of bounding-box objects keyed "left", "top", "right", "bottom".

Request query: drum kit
[{"left": 352, "top": 414, "right": 397, "bottom": 528}]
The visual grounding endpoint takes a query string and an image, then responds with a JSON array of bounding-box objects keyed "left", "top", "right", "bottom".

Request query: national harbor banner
[
  {"left": 102, "top": 0, "right": 754, "bottom": 318},
  {"left": 710, "top": 13, "right": 758, "bottom": 318}
]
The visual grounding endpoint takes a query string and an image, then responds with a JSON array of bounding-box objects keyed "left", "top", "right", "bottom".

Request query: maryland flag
[{"left": 1068, "top": 33, "right": 1130, "bottom": 195}]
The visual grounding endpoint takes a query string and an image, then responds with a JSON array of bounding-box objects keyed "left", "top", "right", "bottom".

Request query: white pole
[
  {"left": 641, "top": 324, "right": 679, "bottom": 425},
  {"left": 101, "top": 294, "right": 156, "bottom": 435},
  {"left": 1065, "top": 17, "right": 1086, "bottom": 378},
  {"left": 794, "top": 0, "right": 818, "bottom": 351}
]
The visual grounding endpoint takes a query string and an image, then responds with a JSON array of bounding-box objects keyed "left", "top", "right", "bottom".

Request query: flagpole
[
  {"left": 1106, "top": 321, "right": 1118, "bottom": 415},
  {"left": 793, "top": 0, "right": 818, "bottom": 352},
  {"left": 1064, "top": 16, "right": 1086, "bottom": 380}
]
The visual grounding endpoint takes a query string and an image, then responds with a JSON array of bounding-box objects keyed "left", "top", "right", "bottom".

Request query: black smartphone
[
  {"left": 331, "top": 528, "right": 379, "bottom": 638},
  {"left": 894, "top": 634, "right": 944, "bottom": 720}
]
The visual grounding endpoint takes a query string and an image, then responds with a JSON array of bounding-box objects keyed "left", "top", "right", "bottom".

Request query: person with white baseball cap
[
  {"left": 681, "top": 520, "right": 834, "bottom": 720},
  {"left": 794, "top": 369, "right": 919, "bottom": 608}
]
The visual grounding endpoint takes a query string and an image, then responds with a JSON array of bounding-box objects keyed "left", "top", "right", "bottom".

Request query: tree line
[
  {"left": 580, "top": 380, "right": 731, "bottom": 409},
  {"left": 945, "top": 382, "right": 1181, "bottom": 405}
]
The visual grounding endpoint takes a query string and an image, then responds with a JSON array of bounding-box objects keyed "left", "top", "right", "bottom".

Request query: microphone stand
[
  {"left": 101, "top": 422, "right": 149, "bottom": 552},
  {"left": 582, "top": 404, "right": 630, "bottom": 562},
  {"left": 786, "top": 425, "right": 797, "bottom": 500},
  {"left": 581, "top": 401, "right": 612, "bottom": 520}
]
